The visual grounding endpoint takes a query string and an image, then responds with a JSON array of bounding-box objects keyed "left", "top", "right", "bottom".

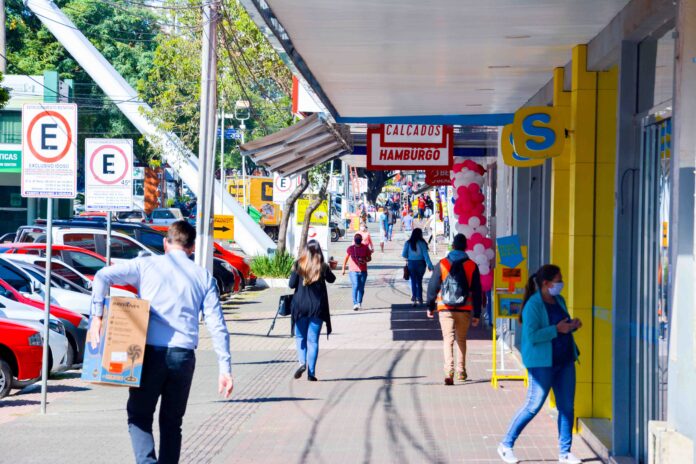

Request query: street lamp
[
  {"left": 218, "top": 110, "right": 234, "bottom": 214},
  {"left": 235, "top": 100, "right": 250, "bottom": 209}
]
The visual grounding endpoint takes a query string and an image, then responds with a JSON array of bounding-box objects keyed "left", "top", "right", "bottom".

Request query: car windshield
[
  {"left": 19, "top": 263, "right": 89, "bottom": 294},
  {"left": 138, "top": 231, "right": 165, "bottom": 253}
]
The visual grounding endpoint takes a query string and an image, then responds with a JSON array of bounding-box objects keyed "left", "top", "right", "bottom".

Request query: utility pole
[
  {"left": 194, "top": 0, "right": 218, "bottom": 272},
  {"left": 1, "top": 0, "right": 7, "bottom": 72}
]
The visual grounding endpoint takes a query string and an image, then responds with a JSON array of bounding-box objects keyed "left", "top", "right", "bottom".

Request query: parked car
[
  {"left": 0, "top": 320, "right": 43, "bottom": 398},
  {"left": 116, "top": 211, "right": 148, "bottom": 223},
  {"left": 149, "top": 208, "right": 184, "bottom": 226},
  {"left": 330, "top": 220, "right": 346, "bottom": 242},
  {"left": 0, "top": 279, "right": 87, "bottom": 366},
  {"left": 0, "top": 243, "right": 137, "bottom": 296},
  {"left": 0, "top": 296, "right": 70, "bottom": 374}
]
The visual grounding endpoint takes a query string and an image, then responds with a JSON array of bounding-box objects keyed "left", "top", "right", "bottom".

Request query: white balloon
[
  {"left": 468, "top": 216, "right": 481, "bottom": 228},
  {"left": 485, "top": 248, "right": 495, "bottom": 260},
  {"left": 461, "top": 225, "right": 474, "bottom": 237},
  {"left": 474, "top": 177, "right": 484, "bottom": 187},
  {"left": 455, "top": 222, "right": 467, "bottom": 234},
  {"left": 479, "top": 264, "right": 490, "bottom": 275},
  {"left": 473, "top": 243, "right": 485, "bottom": 254},
  {"left": 475, "top": 225, "right": 489, "bottom": 236},
  {"left": 453, "top": 178, "right": 466, "bottom": 189},
  {"left": 473, "top": 254, "right": 487, "bottom": 266},
  {"left": 454, "top": 156, "right": 466, "bottom": 164}
]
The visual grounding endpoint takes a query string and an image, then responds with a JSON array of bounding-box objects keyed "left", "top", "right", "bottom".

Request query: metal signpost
[
  {"left": 85, "top": 139, "right": 134, "bottom": 266},
  {"left": 21, "top": 103, "right": 78, "bottom": 414}
]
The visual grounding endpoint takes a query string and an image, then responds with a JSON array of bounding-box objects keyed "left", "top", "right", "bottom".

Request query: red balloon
[
  {"left": 480, "top": 272, "right": 494, "bottom": 292},
  {"left": 469, "top": 233, "right": 484, "bottom": 246},
  {"left": 482, "top": 238, "right": 493, "bottom": 249}
]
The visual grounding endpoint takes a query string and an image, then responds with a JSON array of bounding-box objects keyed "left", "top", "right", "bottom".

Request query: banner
[{"left": 367, "top": 124, "right": 453, "bottom": 170}]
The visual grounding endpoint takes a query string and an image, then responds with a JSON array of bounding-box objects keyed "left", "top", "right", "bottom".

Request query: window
[
  {"left": 63, "top": 251, "right": 105, "bottom": 276},
  {"left": 110, "top": 236, "right": 143, "bottom": 260},
  {"left": 153, "top": 210, "right": 174, "bottom": 219},
  {"left": 64, "top": 233, "right": 98, "bottom": 253},
  {"left": 34, "top": 260, "right": 87, "bottom": 288},
  {"left": 138, "top": 231, "right": 165, "bottom": 253},
  {"left": 117, "top": 211, "right": 145, "bottom": 220},
  {"left": 0, "top": 262, "right": 32, "bottom": 293}
]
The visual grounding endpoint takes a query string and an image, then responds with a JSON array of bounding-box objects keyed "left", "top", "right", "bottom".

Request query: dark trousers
[
  {"left": 127, "top": 345, "right": 196, "bottom": 464},
  {"left": 407, "top": 259, "right": 427, "bottom": 302}
]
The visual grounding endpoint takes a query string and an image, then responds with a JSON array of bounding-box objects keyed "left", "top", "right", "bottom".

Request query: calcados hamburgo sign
[{"left": 367, "top": 124, "right": 453, "bottom": 170}]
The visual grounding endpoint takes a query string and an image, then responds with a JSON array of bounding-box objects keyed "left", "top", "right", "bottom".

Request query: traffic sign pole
[
  {"left": 106, "top": 214, "right": 112, "bottom": 267},
  {"left": 40, "top": 198, "right": 53, "bottom": 415}
]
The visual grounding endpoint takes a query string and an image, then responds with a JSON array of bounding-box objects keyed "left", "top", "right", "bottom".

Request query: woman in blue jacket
[
  {"left": 497, "top": 265, "right": 583, "bottom": 464},
  {"left": 402, "top": 228, "right": 433, "bottom": 306}
]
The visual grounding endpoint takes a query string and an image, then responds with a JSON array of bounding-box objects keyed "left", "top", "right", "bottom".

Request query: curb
[{"left": 255, "top": 278, "right": 290, "bottom": 289}]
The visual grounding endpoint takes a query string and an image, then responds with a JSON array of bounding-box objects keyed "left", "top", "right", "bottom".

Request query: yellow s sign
[
  {"left": 501, "top": 124, "right": 544, "bottom": 168},
  {"left": 511, "top": 107, "right": 566, "bottom": 159}
]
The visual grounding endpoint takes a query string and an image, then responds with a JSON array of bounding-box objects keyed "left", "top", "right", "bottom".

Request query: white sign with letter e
[
  {"left": 21, "top": 103, "right": 78, "bottom": 198},
  {"left": 273, "top": 172, "right": 302, "bottom": 204},
  {"left": 85, "top": 139, "right": 133, "bottom": 211}
]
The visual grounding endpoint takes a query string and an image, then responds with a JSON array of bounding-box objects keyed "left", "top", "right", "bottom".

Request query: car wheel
[
  {"left": 65, "top": 337, "right": 75, "bottom": 369},
  {"left": 331, "top": 229, "right": 339, "bottom": 242},
  {"left": 0, "top": 359, "right": 12, "bottom": 399},
  {"left": 215, "top": 277, "right": 225, "bottom": 295}
]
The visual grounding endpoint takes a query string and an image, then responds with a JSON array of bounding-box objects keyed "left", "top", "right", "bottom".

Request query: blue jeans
[
  {"left": 295, "top": 317, "right": 323, "bottom": 376},
  {"left": 349, "top": 271, "right": 368, "bottom": 305},
  {"left": 502, "top": 363, "right": 576, "bottom": 454},
  {"left": 127, "top": 345, "right": 196, "bottom": 464},
  {"left": 387, "top": 224, "right": 394, "bottom": 240},
  {"left": 407, "top": 259, "right": 427, "bottom": 302}
]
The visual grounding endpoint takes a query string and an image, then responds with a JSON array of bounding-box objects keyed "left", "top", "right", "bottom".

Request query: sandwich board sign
[
  {"left": 85, "top": 139, "right": 134, "bottom": 211},
  {"left": 21, "top": 103, "right": 78, "bottom": 198}
]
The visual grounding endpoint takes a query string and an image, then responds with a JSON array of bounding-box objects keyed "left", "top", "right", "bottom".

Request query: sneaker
[
  {"left": 497, "top": 444, "right": 519, "bottom": 463},
  {"left": 358, "top": 303, "right": 362, "bottom": 310},
  {"left": 559, "top": 452, "right": 582, "bottom": 464},
  {"left": 412, "top": 301, "right": 417, "bottom": 307},
  {"left": 307, "top": 374, "right": 318, "bottom": 382},
  {"left": 444, "top": 370, "right": 454, "bottom": 386},
  {"left": 293, "top": 364, "right": 306, "bottom": 380},
  {"left": 457, "top": 371, "right": 468, "bottom": 382},
  {"left": 353, "top": 304, "right": 359, "bottom": 311}
]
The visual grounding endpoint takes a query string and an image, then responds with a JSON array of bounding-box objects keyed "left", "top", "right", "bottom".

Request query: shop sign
[
  {"left": 0, "top": 144, "right": 22, "bottom": 173},
  {"left": 425, "top": 169, "right": 451, "bottom": 186},
  {"left": 85, "top": 139, "right": 133, "bottom": 211},
  {"left": 502, "top": 106, "right": 566, "bottom": 167},
  {"left": 295, "top": 198, "right": 329, "bottom": 226},
  {"left": 367, "top": 124, "right": 453, "bottom": 170},
  {"left": 21, "top": 103, "right": 78, "bottom": 198}
]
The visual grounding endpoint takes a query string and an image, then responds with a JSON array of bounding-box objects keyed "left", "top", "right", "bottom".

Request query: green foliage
[
  {"left": 0, "top": 72, "right": 9, "bottom": 109},
  {"left": 250, "top": 251, "right": 294, "bottom": 278}
]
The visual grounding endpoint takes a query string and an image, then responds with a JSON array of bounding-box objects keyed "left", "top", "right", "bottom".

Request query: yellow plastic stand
[{"left": 491, "top": 293, "right": 529, "bottom": 389}]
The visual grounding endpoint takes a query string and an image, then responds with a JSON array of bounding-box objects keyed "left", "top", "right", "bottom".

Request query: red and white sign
[
  {"left": 367, "top": 124, "right": 453, "bottom": 170},
  {"left": 21, "top": 103, "right": 78, "bottom": 198},
  {"left": 273, "top": 172, "right": 302, "bottom": 204},
  {"left": 425, "top": 169, "right": 452, "bottom": 186},
  {"left": 85, "top": 139, "right": 133, "bottom": 211}
]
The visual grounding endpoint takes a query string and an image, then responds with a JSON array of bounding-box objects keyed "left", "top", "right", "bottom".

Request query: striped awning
[{"left": 240, "top": 114, "right": 352, "bottom": 176}]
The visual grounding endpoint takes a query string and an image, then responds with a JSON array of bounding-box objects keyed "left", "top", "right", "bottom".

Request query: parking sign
[
  {"left": 21, "top": 103, "right": 78, "bottom": 198},
  {"left": 85, "top": 139, "right": 134, "bottom": 211}
]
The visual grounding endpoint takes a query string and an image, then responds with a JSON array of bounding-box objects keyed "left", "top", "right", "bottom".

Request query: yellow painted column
[
  {"left": 591, "top": 67, "right": 617, "bottom": 419},
  {"left": 568, "top": 45, "right": 597, "bottom": 421},
  {"left": 550, "top": 67, "right": 571, "bottom": 275}
]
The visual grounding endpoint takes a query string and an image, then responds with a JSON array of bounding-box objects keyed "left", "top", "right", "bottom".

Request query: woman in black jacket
[{"left": 289, "top": 240, "right": 336, "bottom": 381}]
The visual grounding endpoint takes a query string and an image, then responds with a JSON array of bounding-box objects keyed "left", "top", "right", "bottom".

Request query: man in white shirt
[{"left": 89, "top": 220, "right": 233, "bottom": 464}]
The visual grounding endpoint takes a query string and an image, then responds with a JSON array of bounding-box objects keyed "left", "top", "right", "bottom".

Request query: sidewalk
[{"left": 0, "top": 223, "right": 601, "bottom": 464}]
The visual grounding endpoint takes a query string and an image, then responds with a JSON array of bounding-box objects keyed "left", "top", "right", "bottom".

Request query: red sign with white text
[
  {"left": 425, "top": 169, "right": 452, "bottom": 186},
  {"left": 367, "top": 124, "right": 453, "bottom": 170}
]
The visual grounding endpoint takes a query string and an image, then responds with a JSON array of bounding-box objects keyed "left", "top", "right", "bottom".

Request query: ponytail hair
[{"left": 520, "top": 264, "right": 561, "bottom": 322}]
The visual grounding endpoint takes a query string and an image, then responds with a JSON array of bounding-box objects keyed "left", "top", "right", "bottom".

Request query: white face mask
[{"left": 548, "top": 282, "right": 564, "bottom": 296}]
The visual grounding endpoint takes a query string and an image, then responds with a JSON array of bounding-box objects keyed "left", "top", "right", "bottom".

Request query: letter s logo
[
  {"left": 500, "top": 124, "right": 544, "bottom": 168},
  {"left": 512, "top": 107, "right": 566, "bottom": 159}
]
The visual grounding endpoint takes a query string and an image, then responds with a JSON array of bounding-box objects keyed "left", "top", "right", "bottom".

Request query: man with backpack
[{"left": 426, "top": 233, "right": 482, "bottom": 385}]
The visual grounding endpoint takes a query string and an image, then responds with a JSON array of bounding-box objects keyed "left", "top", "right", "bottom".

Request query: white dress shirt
[{"left": 91, "top": 249, "right": 232, "bottom": 375}]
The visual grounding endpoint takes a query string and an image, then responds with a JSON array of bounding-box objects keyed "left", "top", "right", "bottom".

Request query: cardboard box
[{"left": 81, "top": 297, "right": 150, "bottom": 387}]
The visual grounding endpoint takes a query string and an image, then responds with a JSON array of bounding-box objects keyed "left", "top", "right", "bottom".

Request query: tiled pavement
[{"left": 0, "top": 224, "right": 602, "bottom": 464}]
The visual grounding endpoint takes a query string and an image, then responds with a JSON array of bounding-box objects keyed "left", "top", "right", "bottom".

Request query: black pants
[{"left": 127, "top": 345, "right": 196, "bottom": 464}]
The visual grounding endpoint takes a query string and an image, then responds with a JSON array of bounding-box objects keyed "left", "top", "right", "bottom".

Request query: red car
[
  {"left": 0, "top": 319, "right": 43, "bottom": 398},
  {"left": 0, "top": 243, "right": 138, "bottom": 295},
  {"left": 0, "top": 279, "right": 87, "bottom": 366}
]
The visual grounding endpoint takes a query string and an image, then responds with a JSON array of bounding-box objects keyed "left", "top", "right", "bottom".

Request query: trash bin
[{"left": 247, "top": 205, "right": 262, "bottom": 224}]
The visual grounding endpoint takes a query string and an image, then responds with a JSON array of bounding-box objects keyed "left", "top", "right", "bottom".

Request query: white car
[
  {"left": 0, "top": 298, "right": 70, "bottom": 373},
  {"left": 149, "top": 208, "right": 184, "bottom": 226},
  {"left": 3, "top": 254, "right": 137, "bottom": 299}
]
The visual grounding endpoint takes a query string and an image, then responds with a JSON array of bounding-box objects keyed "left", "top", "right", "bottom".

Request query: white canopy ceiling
[{"left": 256, "top": 0, "right": 630, "bottom": 119}]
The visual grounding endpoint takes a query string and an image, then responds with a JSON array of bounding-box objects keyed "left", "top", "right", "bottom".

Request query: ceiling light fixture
[
  {"left": 466, "top": 104, "right": 483, "bottom": 107},
  {"left": 488, "top": 65, "right": 511, "bottom": 69},
  {"left": 505, "top": 34, "right": 531, "bottom": 39},
  {"left": 476, "top": 88, "right": 495, "bottom": 91}
]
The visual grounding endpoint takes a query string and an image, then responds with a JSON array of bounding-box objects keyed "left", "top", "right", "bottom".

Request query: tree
[
  {"left": 0, "top": 71, "right": 9, "bottom": 109},
  {"left": 361, "top": 169, "right": 396, "bottom": 204},
  {"left": 298, "top": 171, "right": 329, "bottom": 250},
  {"left": 276, "top": 173, "right": 308, "bottom": 255}
]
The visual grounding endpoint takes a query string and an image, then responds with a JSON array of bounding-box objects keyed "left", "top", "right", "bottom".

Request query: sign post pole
[
  {"left": 106, "top": 213, "right": 112, "bottom": 266},
  {"left": 39, "top": 198, "right": 53, "bottom": 414}
]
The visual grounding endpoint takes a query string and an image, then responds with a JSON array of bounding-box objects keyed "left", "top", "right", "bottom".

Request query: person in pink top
[
  {"left": 357, "top": 223, "right": 374, "bottom": 253},
  {"left": 342, "top": 234, "right": 372, "bottom": 311}
]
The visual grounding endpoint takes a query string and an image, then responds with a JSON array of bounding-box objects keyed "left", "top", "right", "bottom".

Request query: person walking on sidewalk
[
  {"left": 357, "top": 223, "right": 375, "bottom": 253},
  {"left": 88, "top": 220, "right": 233, "bottom": 464},
  {"left": 342, "top": 233, "right": 372, "bottom": 310},
  {"left": 379, "top": 209, "right": 388, "bottom": 252},
  {"left": 387, "top": 208, "right": 397, "bottom": 241},
  {"left": 497, "top": 265, "right": 582, "bottom": 464},
  {"left": 402, "top": 228, "right": 433, "bottom": 306},
  {"left": 401, "top": 210, "right": 414, "bottom": 236},
  {"left": 288, "top": 240, "right": 336, "bottom": 382},
  {"left": 426, "top": 233, "right": 482, "bottom": 385}
]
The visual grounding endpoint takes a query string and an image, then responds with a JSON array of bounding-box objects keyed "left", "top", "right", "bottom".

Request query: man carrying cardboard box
[{"left": 88, "top": 220, "right": 233, "bottom": 464}]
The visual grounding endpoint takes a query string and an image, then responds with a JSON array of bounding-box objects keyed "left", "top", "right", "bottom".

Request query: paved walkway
[{"left": 0, "top": 223, "right": 601, "bottom": 464}]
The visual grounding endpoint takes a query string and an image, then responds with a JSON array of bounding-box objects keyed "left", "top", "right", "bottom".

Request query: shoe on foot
[
  {"left": 358, "top": 303, "right": 362, "bottom": 310},
  {"left": 497, "top": 444, "right": 519, "bottom": 463},
  {"left": 308, "top": 374, "right": 318, "bottom": 382},
  {"left": 457, "top": 371, "right": 467, "bottom": 382},
  {"left": 353, "top": 304, "right": 359, "bottom": 311},
  {"left": 412, "top": 301, "right": 417, "bottom": 307},
  {"left": 559, "top": 452, "right": 582, "bottom": 464},
  {"left": 444, "top": 370, "right": 454, "bottom": 385},
  {"left": 293, "top": 364, "right": 306, "bottom": 379}
]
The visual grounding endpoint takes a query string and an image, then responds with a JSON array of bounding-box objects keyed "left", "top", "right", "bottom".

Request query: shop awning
[{"left": 240, "top": 113, "right": 352, "bottom": 176}]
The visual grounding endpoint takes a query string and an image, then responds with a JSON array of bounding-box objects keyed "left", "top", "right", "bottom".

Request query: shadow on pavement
[
  {"left": 0, "top": 399, "right": 40, "bottom": 407},
  {"left": 215, "top": 396, "right": 318, "bottom": 404},
  {"left": 320, "top": 375, "right": 425, "bottom": 382},
  {"left": 232, "top": 359, "right": 294, "bottom": 366},
  {"left": 390, "top": 304, "right": 492, "bottom": 341}
]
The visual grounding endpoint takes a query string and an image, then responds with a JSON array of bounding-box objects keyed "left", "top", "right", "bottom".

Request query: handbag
[
  {"left": 403, "top": 264, "right": 410, "bottom": 280},
  {"left": 278, "top": 294, "right": 293, "bottom": 316}
]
